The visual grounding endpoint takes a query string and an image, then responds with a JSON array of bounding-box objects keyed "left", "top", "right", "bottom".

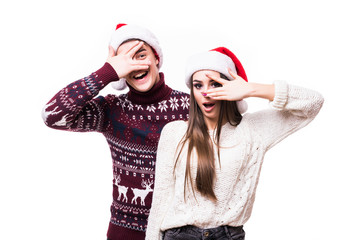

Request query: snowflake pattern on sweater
[{"left": 42, "top": 63, "right": 189, "bottom": 233}]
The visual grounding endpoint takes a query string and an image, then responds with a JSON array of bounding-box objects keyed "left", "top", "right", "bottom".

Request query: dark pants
[{"left": 163, "top": 225, "right": 245, "bottom": 240}]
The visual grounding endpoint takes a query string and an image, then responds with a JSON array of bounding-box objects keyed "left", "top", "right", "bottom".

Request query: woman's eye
[
  {"left": 193, "top": 84, "right": 202, "bottom": 89},
  {"left": 211, "top": 82, "right": 222, "bottom": 88}
]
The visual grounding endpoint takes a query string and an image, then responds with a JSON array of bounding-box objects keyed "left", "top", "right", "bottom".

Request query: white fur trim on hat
[
  {"left": 185, "top": 51, "right": 236, "bottom": 88},
  {"left": 109, "top": 24, "right": 163, "bottom": 90}
]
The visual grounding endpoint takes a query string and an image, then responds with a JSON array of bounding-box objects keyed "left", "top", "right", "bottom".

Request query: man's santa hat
[
  {"left": 185, "top": 47, "right": 248, "bottom": 114},
  {"left": 109, "top": 23, "right": 163, "bottom": 90}
]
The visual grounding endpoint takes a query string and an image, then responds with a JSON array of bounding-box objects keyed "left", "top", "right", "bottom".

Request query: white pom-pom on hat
[
  {"left": 185, "top": 47, "right": 249, "bottom": 114},
  {"left": 236, "top": 100, "right": 248, "bottom": 114},
  {"left": 109, "top": 23, "right": 163, "bottom": 90},
  {"left": 111, "top": 78, "right": 128, "bottom": 91}
]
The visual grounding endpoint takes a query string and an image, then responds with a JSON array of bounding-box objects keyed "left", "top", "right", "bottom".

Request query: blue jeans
[{"left": 163, "top": 225, "right": 245, "bottom": 240}]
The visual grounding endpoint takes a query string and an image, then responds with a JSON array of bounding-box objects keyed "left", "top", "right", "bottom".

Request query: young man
[{"left": 42, "top": 24, "right": 190, "bottom": 240}]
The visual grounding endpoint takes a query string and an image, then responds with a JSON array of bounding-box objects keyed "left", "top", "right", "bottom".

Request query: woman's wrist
[{"left": 246, "top": 83, "right": 275, "bottom": 101}]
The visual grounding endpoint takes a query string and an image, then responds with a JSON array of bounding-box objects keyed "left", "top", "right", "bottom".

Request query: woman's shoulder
[
  {"left": 159, "top": 120, "right": 188, "bottom": 145},
  {"left": 163, "top": 120, "right": 188, "bottom": 133}
]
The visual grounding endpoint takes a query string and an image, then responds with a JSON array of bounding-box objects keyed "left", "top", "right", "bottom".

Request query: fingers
[
  {"left": 127, "top": 41, "right": 145, "bottom": 57},
  {"left": 228, "top": 68, "right": 238, "bottom": 79},
  {"left": 204, "top": 74, "right": 227, "bottom": 97},
  {"left": 206, "top": 88, "right": 226, "bottom": 98},
  {"left": 131, "top": 58, "right": 152, "bottom": 69},
  {"left": 132, "top": 58, "right": 151, "bottom": 65},
  {"left": 206, "top": 93, "right": 224, "bottom": 99},
  {"left": 129, "top": 61, "right": 151, "bottom": 71},
  {"left": 228, "top": 68, "right": 246, "bottom": 82},
  {"left": 108, "top": 45, "right": 116, "bottom": 58},
  {"left": 206, "top": 73, "right": 227, "bottom": 85},
  {"left": 116, "top": 40, "right": 144, "bottom": 57}
]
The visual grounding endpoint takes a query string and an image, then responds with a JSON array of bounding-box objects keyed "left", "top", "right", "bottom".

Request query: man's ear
[{"left": 156, "top": 59, "right": 159, "bottom": 67}]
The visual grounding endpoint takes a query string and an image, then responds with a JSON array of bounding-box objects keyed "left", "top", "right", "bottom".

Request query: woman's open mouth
[{"left": 203, "top": 102, "right": 215, "bottom": 112}]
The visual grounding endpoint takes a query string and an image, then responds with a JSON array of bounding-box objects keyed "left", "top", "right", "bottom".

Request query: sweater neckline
[{"left": 127, "top": 72, "right": 172, "bottom": 105}]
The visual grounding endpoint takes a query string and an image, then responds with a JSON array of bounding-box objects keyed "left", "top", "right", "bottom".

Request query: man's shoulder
[{"left": 169, "top": 89, "right": 189, "bottom": 97}]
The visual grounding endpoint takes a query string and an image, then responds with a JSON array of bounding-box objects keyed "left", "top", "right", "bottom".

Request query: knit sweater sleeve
[
  {"left": 41, "top": 63, "right": 119, "bottom": 132},
  {"left": 146, "top": 121, "right": 182, "bottom": 240},
  {"left": 245, "top": 80, "right": 324, "bottom": 150}
]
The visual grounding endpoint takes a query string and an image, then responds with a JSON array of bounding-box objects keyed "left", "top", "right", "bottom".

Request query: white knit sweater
[{"left": 145, "top": 81, "right": 324, "bottom": 240}]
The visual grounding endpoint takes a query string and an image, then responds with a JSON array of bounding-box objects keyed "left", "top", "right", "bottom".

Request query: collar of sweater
[{"left": 127, "top": 72, "right": 172, "bottom": 105}]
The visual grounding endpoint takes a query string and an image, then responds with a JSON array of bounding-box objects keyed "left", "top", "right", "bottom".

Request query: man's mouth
[{"left": 133, "top": 71, "right": 148, "bottom": 80}]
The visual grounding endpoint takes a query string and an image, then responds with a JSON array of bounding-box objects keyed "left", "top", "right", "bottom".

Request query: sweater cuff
[
  {"left": 95, "top": 62, "right": 119, "bottom": 86},
  {"left": 269, "top": 80, "right": 288, "bottom": 110}
]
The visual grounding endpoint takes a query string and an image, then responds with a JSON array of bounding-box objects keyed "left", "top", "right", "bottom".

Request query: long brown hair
[{"left": 175, "top": 73, "right": 242, "bottom": 201}]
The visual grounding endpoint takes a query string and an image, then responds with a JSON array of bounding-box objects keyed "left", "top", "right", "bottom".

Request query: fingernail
[{"left": 202, "top": 93, "right": 207, "bottom": 96}]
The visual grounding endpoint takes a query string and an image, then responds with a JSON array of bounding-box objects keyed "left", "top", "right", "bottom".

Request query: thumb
[
  {"left": 108, "top": 45, "right": 116, "bottom": 58},
  {"left": 228, "top": 68, "right": 238, "bottom": 79}
]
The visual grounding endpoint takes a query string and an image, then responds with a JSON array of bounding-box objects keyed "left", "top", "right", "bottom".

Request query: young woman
[{"left": 145, "top": 47, "right": 324, "bottom": 240}]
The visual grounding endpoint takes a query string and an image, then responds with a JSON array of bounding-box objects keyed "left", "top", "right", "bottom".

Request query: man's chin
[{"left": 128, "top": 81, "right": 153, "bottom": 92}]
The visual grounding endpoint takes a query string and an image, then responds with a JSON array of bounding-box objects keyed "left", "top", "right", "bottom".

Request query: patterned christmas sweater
[{"left": 42, "top": 63, "right": 190, "bottom": 235}]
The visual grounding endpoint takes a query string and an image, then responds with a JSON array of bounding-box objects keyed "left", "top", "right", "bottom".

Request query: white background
[{"left": 1, "top": 0, "right": 359, "bottom": 239}]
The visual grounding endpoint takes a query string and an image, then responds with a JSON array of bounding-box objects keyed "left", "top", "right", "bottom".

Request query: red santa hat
[
  {"left": 109, "top": 23, "right": 163, "bottom": 90},
  {"left": 185, "top": 47, "right": 248, "bottom": 114}
]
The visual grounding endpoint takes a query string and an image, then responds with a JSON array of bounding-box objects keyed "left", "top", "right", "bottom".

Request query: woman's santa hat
[
  {"left": 185, "top": 47, "right": 248, "bottom": 114},
  {"left": 109, "top": 23, "right": 163, "bottom": 90}
]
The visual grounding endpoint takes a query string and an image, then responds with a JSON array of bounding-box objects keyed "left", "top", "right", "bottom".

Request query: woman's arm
[
  {"left": 245, "top": 82, "right": 275, "bottom": 101},
  {"left": 205, "top": 69, "right": 324, "bottom": 149},
  {"left": 246, "top": 80, "right": 324, "bottom": 149}
]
